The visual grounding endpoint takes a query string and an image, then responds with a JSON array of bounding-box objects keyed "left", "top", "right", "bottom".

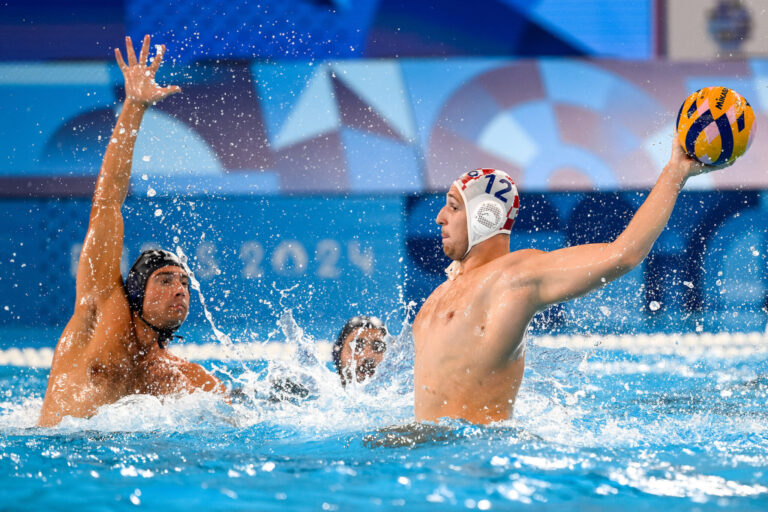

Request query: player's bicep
[
  {"left": 75, "top": 203, "right": 125, "bottom": 302},
  {"left": 525, "top": 243, "right": 628, "bottom": 309}
]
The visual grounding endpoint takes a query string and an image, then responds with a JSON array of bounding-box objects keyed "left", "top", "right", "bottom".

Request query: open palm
[{"left": 115, "top": 35, "right": 180, "bottom": 105}]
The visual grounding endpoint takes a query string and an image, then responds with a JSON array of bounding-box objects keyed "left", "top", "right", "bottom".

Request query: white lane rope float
[{"left": 1, "top": 332, "right": 767, "bottom": 367}]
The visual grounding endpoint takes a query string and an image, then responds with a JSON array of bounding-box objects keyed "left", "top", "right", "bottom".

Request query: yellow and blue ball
[{"left": 676, "top": 86, "right": 756, "bottom": 165}]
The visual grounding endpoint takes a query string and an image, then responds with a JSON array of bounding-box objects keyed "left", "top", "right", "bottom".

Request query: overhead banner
[{"left": 1, "top": 57, "right": 767, "bottom": 195}]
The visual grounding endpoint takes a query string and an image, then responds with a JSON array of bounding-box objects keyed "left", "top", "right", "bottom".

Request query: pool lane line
[{"left": 1, "top": 332, "right": 766, "bottom": 367}]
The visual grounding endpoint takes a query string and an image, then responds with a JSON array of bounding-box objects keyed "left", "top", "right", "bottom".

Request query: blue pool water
[{"left": 1, "top": 329, "right": 767, "bottom": 511}]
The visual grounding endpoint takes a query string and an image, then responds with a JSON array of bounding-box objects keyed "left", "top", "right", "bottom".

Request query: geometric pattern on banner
[
  {"left": 6, "top": 1, "right": 653, "bottom": 61},
  {"left": 424, "top": 59, "right": 761, "bottom": 191},
  {"left": 2, "top": 58, "right": 768, "bottom": 194},
  {"left": 505, "top": 0, "right": 652, "bottom": 58},
  {"left": 126, "top": 0, "right": 650, "bottom": 61}
]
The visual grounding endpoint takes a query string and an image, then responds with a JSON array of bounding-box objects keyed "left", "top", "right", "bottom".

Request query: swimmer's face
[
  {"left": 436, "top": 185, "right": 469, "bottom": 260},
  {"left": 141, "top": 266, "right": 190, "bottom": 331},
  {"left": 339, "top": 327, "right": 387, "bottom": 386}
]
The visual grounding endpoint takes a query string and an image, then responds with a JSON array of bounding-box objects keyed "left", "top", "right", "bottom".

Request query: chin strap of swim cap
[
  {"left": 453, "top": 168, "right": 519, "bottom": 260},
  {"left": 137, "top": 319, "right": 182, "bottom": 350},
  {"left": 125, "top": 249, "right": 187, "bottom": 349}
]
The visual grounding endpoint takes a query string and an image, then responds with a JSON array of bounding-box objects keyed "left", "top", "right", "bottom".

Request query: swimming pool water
[{"left": 1, "top": 335, "right": 767, "bottom": 511}]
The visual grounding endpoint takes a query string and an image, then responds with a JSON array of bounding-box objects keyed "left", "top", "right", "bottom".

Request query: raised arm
[
  {"left": 75, "top": 35, "right": 180, "bottom": 305},
  {"left": 525, "top": 141, "right": 729, "bottom": 310}
]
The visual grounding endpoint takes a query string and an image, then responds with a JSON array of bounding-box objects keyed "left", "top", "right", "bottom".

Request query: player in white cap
[{"left": 413, "top": 141, "right": 732, "bottom": 424}]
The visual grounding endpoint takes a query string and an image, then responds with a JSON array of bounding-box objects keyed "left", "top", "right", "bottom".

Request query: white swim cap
[{"left": 453, "top": 168, "right": 519, "bottom": 259}]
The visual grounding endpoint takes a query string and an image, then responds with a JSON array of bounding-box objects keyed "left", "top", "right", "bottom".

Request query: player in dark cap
[
  {"left": 332, "top": 316, "right": 388, "bottom": 387},
  {"left": 39, "top": 36, "right": 224, "bottom": 427}
]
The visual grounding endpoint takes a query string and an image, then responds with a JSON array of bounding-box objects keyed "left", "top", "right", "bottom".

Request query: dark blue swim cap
[{"left": 332, "top": 316, "right": 387, "bottom": 375}]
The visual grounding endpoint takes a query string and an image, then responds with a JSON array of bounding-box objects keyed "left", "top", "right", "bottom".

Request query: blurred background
[{"left": 1, "top": 0, "right": 767, "bottom": 347}]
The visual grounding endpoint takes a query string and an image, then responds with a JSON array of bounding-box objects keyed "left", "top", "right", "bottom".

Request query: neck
[
  {"left": 459, "top": 235, "right": 510, "bottom": 274},
  {"left": 132, "top": 312, "right": 167, "bottom": 353}
]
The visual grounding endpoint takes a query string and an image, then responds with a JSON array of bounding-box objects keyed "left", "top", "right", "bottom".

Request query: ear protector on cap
[{"left": 453, "top": 168, "right": 519, "bottom": 259}]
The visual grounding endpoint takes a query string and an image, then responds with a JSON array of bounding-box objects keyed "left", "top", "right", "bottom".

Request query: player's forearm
[
  {"left": 612, "top": 164, "right": 688, "bottom": 268},
  {"left": 92, "top": 99, "right": 147, "bottom": 207}
]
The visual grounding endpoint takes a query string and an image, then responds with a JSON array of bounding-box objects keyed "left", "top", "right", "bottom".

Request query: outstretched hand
[{"left": 115, "top": 35, "right": 181, "bottom": 106}]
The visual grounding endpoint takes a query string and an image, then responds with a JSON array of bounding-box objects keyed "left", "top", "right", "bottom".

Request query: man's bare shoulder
[
  {"left": 496, "top": 248, "right": 547, "bottom": 270},
  {"left": 489, "top": 248, "right": 549, "bottom": 288}
]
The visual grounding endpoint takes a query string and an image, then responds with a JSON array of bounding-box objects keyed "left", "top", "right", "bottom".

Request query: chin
[
  {"left": 443, "top": 246, "right": 462, "bottom": 261},
  {"left": 162, "top": 316, "right": 185, "bottom": 330}
]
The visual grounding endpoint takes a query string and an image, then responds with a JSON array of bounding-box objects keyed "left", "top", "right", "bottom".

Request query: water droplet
[
  {"left": 142, "top": 155, "right": 151, "bottom": 162},
  {"left": 154, "top": 209, "right": 163, "bottom": 217},
  {"left": 147, "top": 187, "right": 156, "bottom": 198},
  {"left": 649, "top": 301, "right": 661, "bottom": 311}
]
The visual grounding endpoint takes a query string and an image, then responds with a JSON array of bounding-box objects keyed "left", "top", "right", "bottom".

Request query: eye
[
  {"left": 352, "top": 341, "right": 365, "bottom": 353},
  {"left": 371, "top": 340, "right": 386, "bottom": 353}
]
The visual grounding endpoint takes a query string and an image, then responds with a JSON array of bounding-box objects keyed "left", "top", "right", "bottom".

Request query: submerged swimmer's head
[
  {"left": 437, "top": 168, "right": 519, "bottom": 261},
  {"left": 333, "top": 316, "right": 388, "bottom": 387},
  {"left": 125, "top": 249, "right": 189, "bottom": 348}
]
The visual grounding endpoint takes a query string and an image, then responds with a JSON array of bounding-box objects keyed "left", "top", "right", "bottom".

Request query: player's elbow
[{"left": 614, "top": 245, "right": 648, "bottom": 273}]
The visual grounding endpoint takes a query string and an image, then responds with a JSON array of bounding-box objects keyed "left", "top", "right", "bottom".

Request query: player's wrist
[
  {"left": 661, "top": 164, "right": 689, "bottom": 188},
  {"left": 124, "top": 97, "right": 150, "bottom": 110}
]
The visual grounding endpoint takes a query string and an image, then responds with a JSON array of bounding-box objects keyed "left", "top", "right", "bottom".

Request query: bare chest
[{"left": 413, "top": 276, "right": 534, "bottom": 368}]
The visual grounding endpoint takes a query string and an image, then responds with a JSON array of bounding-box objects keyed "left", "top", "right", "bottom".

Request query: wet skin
[
  {"left": 412, "top": 143, "right": 731, "bottom": 424},
  {"left": 38, "top": 36, "right": 223, "bottom": 427},
  {"left": 338, "top": 328, "right": 387, "bottom": 386}
]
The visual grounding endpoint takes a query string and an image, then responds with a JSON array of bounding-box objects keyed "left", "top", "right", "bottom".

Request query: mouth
[
  {"left": 356, "top": 360, "right": 377, "bottom": 379},
  {"left": 169, "top": 304, "right": 187, "bottom": 313}
]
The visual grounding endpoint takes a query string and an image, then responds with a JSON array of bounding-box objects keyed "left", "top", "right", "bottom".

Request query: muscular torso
[
  {"left": 38, "top": 290, "right": 219, "bottom": 427},
  {"left": 412, "top": 251, "right": 539, "bottom": 424}
]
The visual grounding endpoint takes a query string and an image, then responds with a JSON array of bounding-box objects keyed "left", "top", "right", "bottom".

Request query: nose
[
  {"left": 174, "top": 281, "right": 188, "bottom": 297},
  {"left": 436, "top": 206, "right": 447, "bottom": 226}
]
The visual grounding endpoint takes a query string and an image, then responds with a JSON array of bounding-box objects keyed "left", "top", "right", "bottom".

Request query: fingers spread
[
  {"left": 126, "top": 36, "right": 138, "bottom": 66},
  {"left": 114, "top": 48, "right": 127, "bottom": 71},
  {"left": 149, "top": 44, "right": 165, "bottom": 75},
  {"left": 160, "top": 85, "right": 182, "bottom": 97},
  {"left": 139, "top": 34, "right": 151, "bottom": 67}
]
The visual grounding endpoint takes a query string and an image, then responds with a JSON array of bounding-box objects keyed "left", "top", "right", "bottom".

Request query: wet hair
[
  {"left": 124, "top": 249, "right": 187, "bottom": 348},
  {"left": 332, "top": 315, "right": 387, "bottom": 375}
]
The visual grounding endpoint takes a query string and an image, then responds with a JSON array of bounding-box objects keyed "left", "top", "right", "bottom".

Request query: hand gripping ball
[{"left": 676, "top": 86, "right": 756, "bottom": 165}]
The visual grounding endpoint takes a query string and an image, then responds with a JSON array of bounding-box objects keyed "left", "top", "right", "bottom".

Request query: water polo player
[
  {"left": 412, "top": 141, "right": 734, "bottom": 425},
  {"left": 332, "top": 316, "right": 388, "bottom": 387},
  {"left": 38, "top": 36, "right": 224, "bottom": 427}
]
